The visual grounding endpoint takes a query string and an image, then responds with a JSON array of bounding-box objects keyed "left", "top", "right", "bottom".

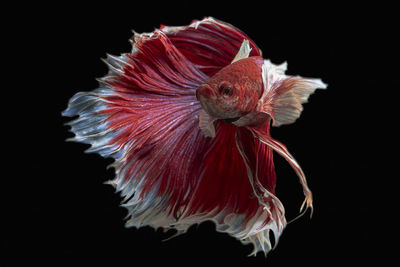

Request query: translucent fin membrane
[{"left": 260, "top": 60, "right": 327, "bottom": 127}]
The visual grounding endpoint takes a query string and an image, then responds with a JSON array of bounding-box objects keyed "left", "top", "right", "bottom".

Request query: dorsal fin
[{"left": 231, "top": 39, "right": 252, "bottom": 63}]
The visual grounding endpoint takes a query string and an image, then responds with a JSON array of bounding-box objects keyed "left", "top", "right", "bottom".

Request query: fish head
[
  {"left": 196, "top": 57, "right": 263, "bottom": 120},
  {"left": 196, "top": 80, "right": 241, "bottom": 119}
]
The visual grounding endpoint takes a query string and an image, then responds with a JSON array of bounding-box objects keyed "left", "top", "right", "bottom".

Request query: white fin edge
[{"left": 261, "top": 60, "right": 327, "bottom": 127}]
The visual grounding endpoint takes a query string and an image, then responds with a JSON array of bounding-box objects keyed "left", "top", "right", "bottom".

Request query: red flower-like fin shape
[{"left": 63, "top": 25, "right": 282, "bottom": 255}]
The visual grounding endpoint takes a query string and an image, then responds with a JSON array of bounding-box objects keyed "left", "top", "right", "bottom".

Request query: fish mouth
[
  {"left": 196, "top": 84, "right": 219, "bottom": 116},
  {"left": 196, "top": 84, "right": 215, "bottom": 101},
  {"left": 224, "top": 117, "right": 240, "bottom": 123}
]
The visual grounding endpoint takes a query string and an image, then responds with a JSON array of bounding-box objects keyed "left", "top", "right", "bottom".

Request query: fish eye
[
  {"left": 219, "top": 82, "right": 233, "bottom": 97},
  {"left": 223, "top": 88, "right": 231, "bottom": 95}
]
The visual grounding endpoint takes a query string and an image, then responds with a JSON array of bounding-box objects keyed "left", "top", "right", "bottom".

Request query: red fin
[
  {"left": 161, "top": 17, "right": 262, "bottom": 76},
  {"left": 235, "top": 123, "right": 286, "bottom": 250},
  {"left": 249, "top": 127, "right": 314, "bottom": 216},
  {"left": 64, "top": 30, "right": 211, "bottom": 226},
  {"left": 184, "top": 121, "right": 283, "bottom": 255},
  {"left": 101, "top": 32, "right": 212, "bottom": 221}
]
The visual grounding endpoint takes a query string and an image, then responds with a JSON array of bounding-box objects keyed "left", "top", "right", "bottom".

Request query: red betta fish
[{"left": 63, "top": 17, "right": 326, "bottom": 256}]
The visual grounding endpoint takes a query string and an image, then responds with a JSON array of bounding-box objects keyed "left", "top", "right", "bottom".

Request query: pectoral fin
[
  {"left": 260, "top": 60, "right": 327, "bottom": 127},
  {"left": 199, "top": 110, "right": 217, "bottom": 138}
]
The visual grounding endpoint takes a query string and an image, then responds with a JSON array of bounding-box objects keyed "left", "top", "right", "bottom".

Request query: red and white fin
[
  {"left": 63, "top": 20, "right": 284, "bottom": 257},
  {"left": 235, "top": 125, "right": 286, "bottom": 253},
  {"left": 259, "top": 60, "right": 327, "bottom": 127},
  {"left": 199, "top": 110, "right": 217, "bottom": 138},
  {"left": 249, "top": 127, "right": 313, "bottom": 215}
]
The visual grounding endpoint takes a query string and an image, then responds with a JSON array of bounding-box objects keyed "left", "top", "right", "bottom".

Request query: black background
[{"left": 5, "top": 2, "right": 390, "bottom": 267}]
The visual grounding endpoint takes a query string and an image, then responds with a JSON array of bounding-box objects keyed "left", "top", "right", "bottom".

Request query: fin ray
[
  {"left": 161, "top": 17, "right": 262, "bottom": 76},
  {"left": 260, "top": 60, "right": 327, "bottom": 126},
  {"left": 249, "top": 127, "right": 313, "bottom": 216}
]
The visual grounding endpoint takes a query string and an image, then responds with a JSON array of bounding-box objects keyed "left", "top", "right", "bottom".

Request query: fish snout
[{"left": 196, "top": 84, "right": 214, "bottom": 101}]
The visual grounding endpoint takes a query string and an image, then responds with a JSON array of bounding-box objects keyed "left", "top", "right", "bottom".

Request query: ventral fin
[
  {"left": 199, "top": 110, "right": 217, "bottom": 138},
  {"left": 249, "top": 127, "right": 314, "bottom": 217},
  {"left": 231, "top": 39, "right": 252, "bottom": 63}
]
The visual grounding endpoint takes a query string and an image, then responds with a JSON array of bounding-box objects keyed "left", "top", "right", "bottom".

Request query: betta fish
[{"left": 63, "top": 17, "right": 326, "bottom": 256}]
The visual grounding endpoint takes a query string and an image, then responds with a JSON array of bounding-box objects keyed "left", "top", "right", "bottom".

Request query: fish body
[
  {"left": 63, "top": 17, "right": 326, "bottom": 256},
  {"left": 197, "top": 56, "right": 264, "bottom": 121}
]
